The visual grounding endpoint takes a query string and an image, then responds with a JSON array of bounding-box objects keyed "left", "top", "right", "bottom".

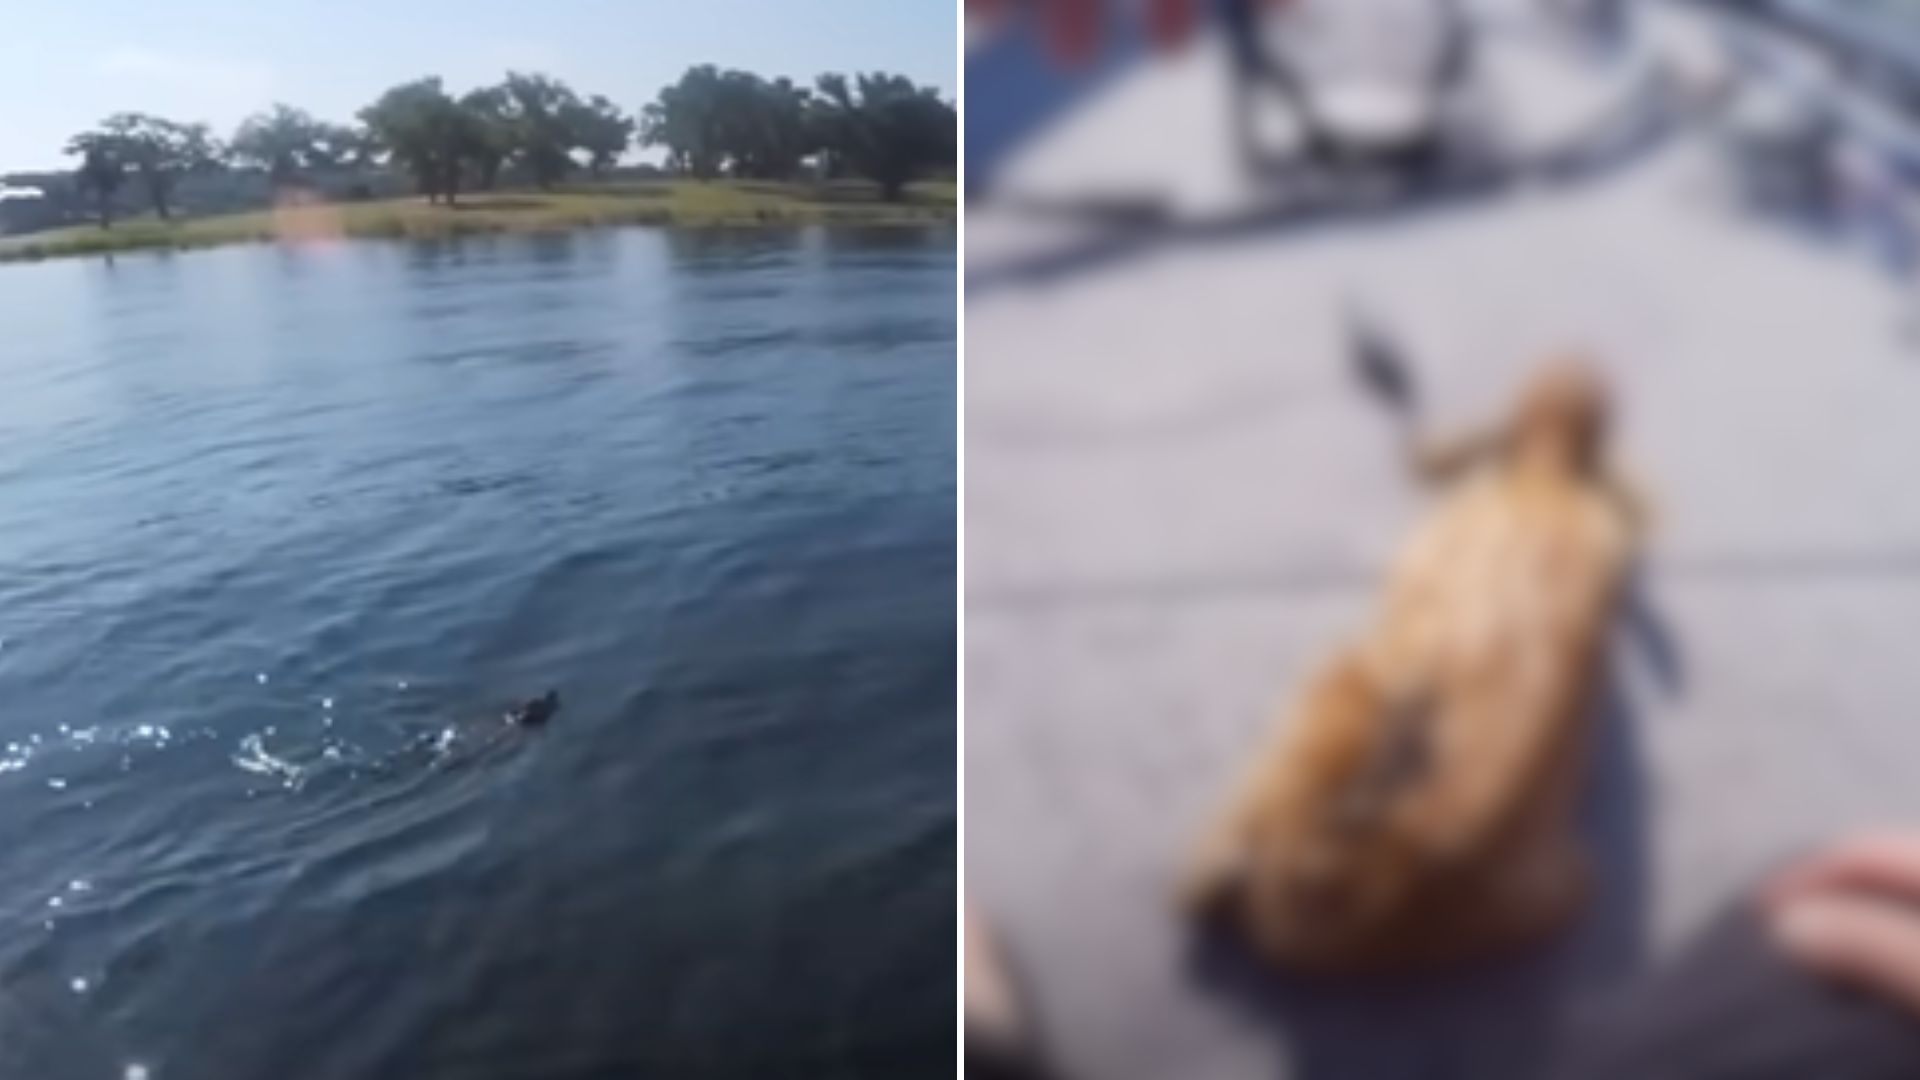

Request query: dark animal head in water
[{"left": 508, "top": 690, "right": 561, "bottom": 727}]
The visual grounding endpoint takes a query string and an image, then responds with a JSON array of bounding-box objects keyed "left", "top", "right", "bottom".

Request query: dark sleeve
[
  {"left": 1549, "top": 901, "right": 1920, "bottom": 1080},
  {"left": 966, "top": 1031, "right": 1063, "bottom": 1080}
]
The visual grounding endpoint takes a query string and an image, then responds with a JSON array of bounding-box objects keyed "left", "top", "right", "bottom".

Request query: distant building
[{"left": 0, "top": 181, "right": 65, "bottom": 235}]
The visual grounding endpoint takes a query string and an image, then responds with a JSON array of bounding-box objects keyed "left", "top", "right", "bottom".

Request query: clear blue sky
[{"left": 0, "top": 0, "right": 955, "bottom": 173}]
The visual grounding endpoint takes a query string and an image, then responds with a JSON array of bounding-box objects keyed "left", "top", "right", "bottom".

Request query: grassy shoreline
[{"left": 0, "top": 180, "right": 954, "bottom": 264}]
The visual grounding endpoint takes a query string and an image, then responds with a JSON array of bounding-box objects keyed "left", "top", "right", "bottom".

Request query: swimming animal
[{"left": 507, "top": 690, "right": 561, "bottom": 728}]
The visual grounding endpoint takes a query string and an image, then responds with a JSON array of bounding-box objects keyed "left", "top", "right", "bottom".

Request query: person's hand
[
  {"left": 965, "top": 901, "right": 1026, "bottom": 1043},
  {"left": 1764, "top": 831, "right": 1920, "bottom": 1012}
]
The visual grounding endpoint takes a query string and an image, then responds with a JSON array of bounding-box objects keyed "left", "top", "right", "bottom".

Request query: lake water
[{"left": 0, "top": 227, "right": 956, "bottom": 1078}]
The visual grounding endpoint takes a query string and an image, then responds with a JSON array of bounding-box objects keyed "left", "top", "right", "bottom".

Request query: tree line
[{"left": 62, "top": 66, "right": 955, "bottom": 227}]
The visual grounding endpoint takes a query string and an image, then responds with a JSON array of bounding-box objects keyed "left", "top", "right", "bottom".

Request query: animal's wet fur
[{"left": 1181, "top": 356, "right": 1647, "bottom": 976}]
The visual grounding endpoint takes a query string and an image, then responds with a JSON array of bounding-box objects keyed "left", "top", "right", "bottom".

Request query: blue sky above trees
[{"left": 0, "top": 0, "right": 955, "bottom": 172}]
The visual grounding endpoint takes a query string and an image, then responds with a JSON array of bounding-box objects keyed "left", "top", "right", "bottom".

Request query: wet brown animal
[{"left": 1181, "top": 357, "right": 1648, "bottom": 975}]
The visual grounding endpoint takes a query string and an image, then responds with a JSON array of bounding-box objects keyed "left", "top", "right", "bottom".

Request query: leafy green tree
[
  {"left": 458, "top": 86, "right": 515, "bottom": 190},
  {"left": 708, "top": 71, "right": 768, "bottom": 176},
  {"left": 640, "top": 65, "right": 726, "bottom": 179},
  {"left": 812, "top": 73, "right": 954, "bottom": 200},
  {"left": 641, "top": 66, "right": 819, "bottom": 180},
  {"left": 68, "top": 113, "right": 219, "bottom": 219},
  {"left": 358, "top": 78, "right": 479, "bottom": 204},
  {"left": 229, "top": 104, "right": 333, "bottom": 185},
  {"left": 64, "top": 136, "right": 126, "bottom": 228},
  {"left": 804, "top": 91, "right": 847, "bottom": 179},
  {"left": 501, "top": 72, "right": 584, "bottom": 188},
  {"left": 571, "top": 95, "right": 634, "bottom": 176},
  {"left": 717, "top": 72, "right": 814, "bottom": 178},
  {"left": 313, "top": 123, "right": 378, "bottom": 170},
  {"left": 47, "top": 62, "right": 954, "bottom": 218},
  {"left": 758, "top": 77, "right": 818, "bottom": 178}
]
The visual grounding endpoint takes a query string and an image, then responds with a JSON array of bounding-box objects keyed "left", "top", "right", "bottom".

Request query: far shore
[{"left": 0, "top": 179, "right": 954, "bottom": 265}]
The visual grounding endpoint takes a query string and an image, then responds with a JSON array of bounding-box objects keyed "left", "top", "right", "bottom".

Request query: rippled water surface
[{"left": 0, "top": 227, "right": 956, "bottom": 1078}]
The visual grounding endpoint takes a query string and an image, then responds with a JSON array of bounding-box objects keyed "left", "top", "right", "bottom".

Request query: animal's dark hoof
[{"left": 508, "top": 690, "right": 561, "bottom": 727}]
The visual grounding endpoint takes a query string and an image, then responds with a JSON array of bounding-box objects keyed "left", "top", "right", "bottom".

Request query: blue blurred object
[{"left": 964, "top": 2, "right": 1159, "bottom": 196}]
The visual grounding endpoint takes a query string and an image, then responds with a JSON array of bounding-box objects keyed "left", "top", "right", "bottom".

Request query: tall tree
[
  {"left": 571, "top": 95, "right": 634, "bottom": 176},
  {"left": 358, "top": 78, "right": 477, "bottom": 204},
  {"left": 229, "top": 104, "right": 329, "bottom": 185},
  {"left": 710, "top": 71, "right": 814, "bottom": 179},
  {"left": 641, "top": 66, "right": 824, "bottom": 180},
  {"left": 812, "top": 73, "right": 954, "bottom": 200},
  {"left": 641, "top": 65, "right": 726, "bottom": 179},
  {"left": 312, "top": 123, "right": 378, "bottom": 170},
  {"left": 501, "top": 72, "right": 584, "bottom": 188},
  {"left": 69, "top": 114, "right": 219, "bottom": 219},
  {"left": 458, "top": 86, "right": 515, "bottom": 191},
  {"left": 64, "top": 135, "right": 126, "bottom": 228},
  {"left": 758, "top": 77, "right": 818, "bottom": 179}
]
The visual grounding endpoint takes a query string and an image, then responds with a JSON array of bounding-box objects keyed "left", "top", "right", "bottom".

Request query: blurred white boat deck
[{"left": 965, "top": 4, "right": 1920, "bottom": 1079}]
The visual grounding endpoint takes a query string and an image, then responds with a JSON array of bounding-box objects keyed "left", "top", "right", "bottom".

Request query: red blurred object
[
  {"left": 1041, "top": 0, "right": 1104, "bottom": 67},
  {"left": 1146, "top": 0, "right": 1201, "bottom": 49},
  {"left": 972, "top": 0, "right": 1270, "bottom": 65}
]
